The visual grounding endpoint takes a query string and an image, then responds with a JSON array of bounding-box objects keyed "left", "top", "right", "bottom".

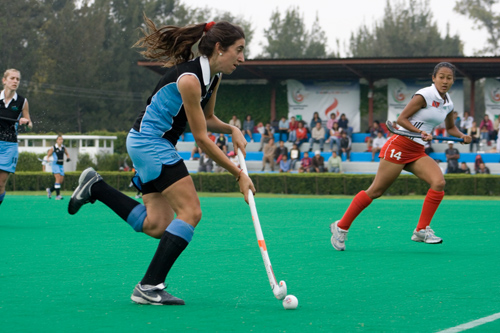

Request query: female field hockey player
[
  {"left": 46, "top": 135, "right": 70, "bottom": 200},
  {"left": 330, "top": 62, "right": 471, "bottom": 251},
  {"left": 0, "top": 69, "right": 32, "bottom": 206},
  {"left": 68, "top": 17, "right": 255, "bottom": 304}
]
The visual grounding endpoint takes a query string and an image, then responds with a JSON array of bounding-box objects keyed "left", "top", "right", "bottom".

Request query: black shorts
[{"left": 140, "top": 161, "right": 190, "bottom": 195}]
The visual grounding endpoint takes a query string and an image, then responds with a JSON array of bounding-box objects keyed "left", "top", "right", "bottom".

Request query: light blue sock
[
  {"left": 166, "top": 219, "right": 194, "bottom": 243},
  {"left": 126, "top": 204, "right": 147, "bottom": 232}
]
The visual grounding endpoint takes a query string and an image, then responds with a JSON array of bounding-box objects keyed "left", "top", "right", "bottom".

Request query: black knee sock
[
  {"left": 91, "top": 181, "right": 140, "bottom": 221},
  {"left": 141, "top": 231, "right": 188, "bottom": 286}
]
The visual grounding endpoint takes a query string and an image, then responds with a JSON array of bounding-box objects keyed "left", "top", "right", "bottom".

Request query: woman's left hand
[{"left": 231, "top": 126, "right": 247, "bottom": 157}]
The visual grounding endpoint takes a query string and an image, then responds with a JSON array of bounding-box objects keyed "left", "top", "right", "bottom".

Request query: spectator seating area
[{"left": 178, "top": 132, "right": 500, "bottom": 174}]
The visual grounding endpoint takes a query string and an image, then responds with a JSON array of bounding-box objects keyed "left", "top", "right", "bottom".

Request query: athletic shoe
[
  {"left": 330, "top": 220, "right": 348, "bottom": 251},
  {"left": 46, "top": 188, "right": 52, "bottom": 199},
  {"left": 131, "top": 283, "right": 185, "bottom": 305},
  {"left": 55, "top": 195, "right": 63, "bottom": 200},
  {"left": 68, "top": 167, "right": 102, "bottom": 215},
  {"left": 411, "top": 226, "right": 443, "bottom": 244}
]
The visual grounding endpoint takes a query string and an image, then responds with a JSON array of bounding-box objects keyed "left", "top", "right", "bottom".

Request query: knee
[{"left": 432, "top": 178, "right": 446, "bottom": 191}]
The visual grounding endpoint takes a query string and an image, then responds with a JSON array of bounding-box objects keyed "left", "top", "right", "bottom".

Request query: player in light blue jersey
[{"left": 68, "top": 16, "right": 255, "bottom": 305}]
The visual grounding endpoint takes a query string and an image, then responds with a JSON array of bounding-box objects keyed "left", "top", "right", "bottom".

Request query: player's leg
[
  {"left": 404, "top": 156, "right": 445, "bottom": 243},
  {"left": 132, "top": 175, "right": 200, "bottom": 305},
  {"left": 68, "top": 168, "right": 151, "bottom": 236},
  {"left": 331, "top": 159, "right": 404, "bottom": 250},
  {"left": 0, "top": 170, "right": 9, "bottom": 206},
  {"left": 54, "top": 173, "right": 64, "bottom": 199}
]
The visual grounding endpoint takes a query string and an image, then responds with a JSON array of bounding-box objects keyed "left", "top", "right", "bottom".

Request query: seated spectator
[
  {"left": 327, "top": 150, "right": 342, "bottom": 173},
  {"left": 366, "top": 120, "right": 384, "bottom": 152},
  {"left": 327, "top": 122, "right": 342, "bottom": 153},
  {"left": 480, "top": 114, "right": 494, "bottom": 144},
  {"left": 279, "top": 154, "right": 292, "bottom": 173},
  {"left": 197, "top": 148, "right": 213, "bottom": 172},
  {"left": 457, "top": 162, "right": 470, "bottom": 174},
  {"left": 262, "top": 137, "right": 276, "bottom": 172},
  {"left": 474, "top": 155, "right": 485, "bottom": 174},
  {"left": 476, "top": 162, "right": 490, "bottom": 174},
  {"left": 494, "top": 115, "right": 500, "bottom": 142},
  {"left": 460, "top": 111, "right": 473, "bottom": 134},
  {"left": 256, "top": 122, "right": 265, "bottom": 136},
  {"left": 275, "top": 140, "right": 288, "bottom": 163},
  {"left": 229, "top": 115, "right": 242, "bottom": 131},
  {"left": 468, "top": 121, "right": 480, "bottom": 152},
  {"left": 243, "top": 115, "right": 255, "bottom": 142},
  {"left": 207, "top": 131, "right": 216, "bottom": 142},
  {"left": 309, "top": 112, "right": 322, "bottom": 130},
  {"left": 445, "top": 141, "right": 460, "bottom": 173},
  {"left": 480, "top": 124, "right": 490, "bottom": 144},
  {"left": 298, "top": 151, "right": 312, "bottom": 173},
  {"left": 294, "top": 121, "right": 308, "bottom": 148},
  {"left": 278, "top": 116, "right": 289, "bottom": 142},
  {"left": 337, "top": 113, "right": 350, "bottom": 136},
  {"left": 308, "top": 122, "right": 325, "bottom": 152},
  {"left": 289, "top": 143, "right": 301, "bottom": 170},
  {"left": 339, "top": 131, "right": 351, "bottom": 161},
  {"left": 371, "top": 131, "right": 387, "bottom": 161},
  {"left": 258, "top": 123, "right": 274, "bottom": 152},
  {"left": 326, "top": 113, "right": 338, "bottom": 131},
  {"left": 216, "top": 133, "right": 228, "bottom": 154},
  {"left": 453, "top": 111, "right": 461, "bottom": 129},
  {"left": 288, "top": 116, "right": 299, "bottom": 143},
  {"left": 310, "top": 150, "right": 325, "bottom": 173}
]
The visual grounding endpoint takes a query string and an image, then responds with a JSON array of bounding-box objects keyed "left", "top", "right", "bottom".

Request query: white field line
[{"left": 437, "top": 312, "right": 500, "bottom": 333}]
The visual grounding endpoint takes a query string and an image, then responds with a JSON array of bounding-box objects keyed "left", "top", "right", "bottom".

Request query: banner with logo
[
  {"left": 387, "top": 78, "right": 464, "bottom": 121},
  {"left": 287, "top": 79, "right": 360, "bottom": 132},
  {"left": 484, "top": 78, "right": 500, "bottom": 119}
]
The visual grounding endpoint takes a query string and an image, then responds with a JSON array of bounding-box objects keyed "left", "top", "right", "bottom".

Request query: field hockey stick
[
  {"left": 386, "top": 120, "right": 464, "bottom": 142},
  {"left": 237, "top": 149, "right": 288, "bottom": 300}
]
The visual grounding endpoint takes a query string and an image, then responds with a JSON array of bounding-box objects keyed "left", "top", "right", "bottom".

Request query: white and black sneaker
[
  {"left": 131, "top": 283, "right": 185, "bottom": 305},
  {"left": 411, "top": 226, "right": 443, "bottom": 244},
  {"left": 330, "top": 220, "right": 348, "bottom": 251},
  {"left": 68, "top": 167, "right": 102, "bottom": 215}
]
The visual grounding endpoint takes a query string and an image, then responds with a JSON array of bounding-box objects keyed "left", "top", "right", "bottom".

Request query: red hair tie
[{"left": 204, "top": 21, "right": 216, "bottom": 32}]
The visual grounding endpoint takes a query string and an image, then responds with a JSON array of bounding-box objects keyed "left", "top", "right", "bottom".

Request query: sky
[{"left": 181, "top": 0, "right": 492, "bottom": 58}]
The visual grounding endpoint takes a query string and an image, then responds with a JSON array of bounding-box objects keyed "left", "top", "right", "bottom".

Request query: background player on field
[
  {"left": 330, "top": 62, "right": 471, "bottom": 251},
  {"left": 0, "top": 69, "right": 32, "bottom": 206},
  {"left": 67, "top": 17, "right": 255, "bottom": 305},
  {"left": 46, "top": 135, "right": 70, "bottom": 200}
]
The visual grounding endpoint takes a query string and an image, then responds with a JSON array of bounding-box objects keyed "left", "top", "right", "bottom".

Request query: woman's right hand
[{"left": 238, "top": 173, "right": 256, "bottom": 204}]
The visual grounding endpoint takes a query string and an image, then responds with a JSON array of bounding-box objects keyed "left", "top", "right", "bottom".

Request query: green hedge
[{"left": 6, "top": 172, "right": 500, "bottom": 196}]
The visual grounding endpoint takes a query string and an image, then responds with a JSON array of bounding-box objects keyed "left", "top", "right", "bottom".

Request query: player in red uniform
[{"left": 330, "top": 62, "right": 471, "bottom": 251}]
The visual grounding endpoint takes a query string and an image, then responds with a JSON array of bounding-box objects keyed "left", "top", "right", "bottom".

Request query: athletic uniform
[
  {"left": 0, "top": 90, "right": 26, "bottom": 173},
  {"left": 51, "top": 144, "right": 66, "bottom": 176},
  {"left": 127, "top": 56, "right": 220, "bottom": 193},
  {"left": 380, "top": 84, "right": 454, "bottom": 164}
]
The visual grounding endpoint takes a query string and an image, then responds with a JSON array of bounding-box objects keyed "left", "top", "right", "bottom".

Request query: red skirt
[{"left": 379, "top": 135, "right": 427, "bottom": 164}]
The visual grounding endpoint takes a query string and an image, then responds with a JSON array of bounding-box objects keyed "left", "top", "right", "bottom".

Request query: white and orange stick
[{"left": 237, "top": 149, "right": 287, "bottom": 300}]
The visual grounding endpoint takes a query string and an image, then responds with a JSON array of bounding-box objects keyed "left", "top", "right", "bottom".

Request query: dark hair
[
  {"left": 134, "top": 15, "right": 245, "bottom": 67},
  {"left": 432, "top": 62, "right": 456, "bottom": 79}
]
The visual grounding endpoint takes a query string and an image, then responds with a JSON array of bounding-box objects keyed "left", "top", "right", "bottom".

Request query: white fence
[{"left": 18, "top": 135, "right": 118, "bottom": 172}]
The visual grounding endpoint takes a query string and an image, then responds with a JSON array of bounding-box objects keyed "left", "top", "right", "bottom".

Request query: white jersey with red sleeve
[{"left": 398, "top": 84, "right": 454, "bottom": 145}]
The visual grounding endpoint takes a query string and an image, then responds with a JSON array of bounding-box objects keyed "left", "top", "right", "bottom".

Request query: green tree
[
  {"left": 348, "top": 0, "right": 463, "bottom": 57},
  {"left": 260, "top": 7, "right": 327, "bottom": 58},
  {"left": 454, "top": 0, "right": 500, "bottom": 55}
]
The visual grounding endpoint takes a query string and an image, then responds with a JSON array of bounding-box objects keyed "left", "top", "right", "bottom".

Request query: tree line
[{"left": 1, "top": 0, "right": 496, "bottom": 134}]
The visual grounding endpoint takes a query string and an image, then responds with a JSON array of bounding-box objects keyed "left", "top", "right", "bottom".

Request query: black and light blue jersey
[
  {"left": 0, "top": 91, "right": 26, "bottom": 143},
  {"left": 52, "top": 144, "right": 66, "bottom": 165},
  {"left": 132, "top": 56, "right": 220, "bottom": 146}
]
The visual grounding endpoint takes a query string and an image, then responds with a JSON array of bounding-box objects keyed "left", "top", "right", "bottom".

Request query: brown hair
[{"left": 134, "top": 15, "right": 245, "bottom": 67}]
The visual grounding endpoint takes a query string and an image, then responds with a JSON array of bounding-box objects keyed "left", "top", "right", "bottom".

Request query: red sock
[
  {"left": 338, "top": 191, "right": 373, "bottom": 230},
  {"left": 417, "top": 188, "right": 444, "bottom": 231}
]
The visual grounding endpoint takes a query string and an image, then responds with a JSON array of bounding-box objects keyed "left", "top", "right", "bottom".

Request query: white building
[{"left": 18, "top": 135, "right": 117, "bottom": 172}]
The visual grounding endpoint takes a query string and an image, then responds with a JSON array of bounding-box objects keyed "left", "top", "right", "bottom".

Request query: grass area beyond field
[{"left": 1, "top": 195, "right": 499, "bottom": 332}]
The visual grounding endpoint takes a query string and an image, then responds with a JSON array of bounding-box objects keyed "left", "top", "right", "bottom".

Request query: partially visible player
[
  {"left": 330, "top": 62, "right": 471, "bottom": 251},
  {"left": 46, "top": 135, "right": 70, "bottom": 200},
  {"left": 0, "top": 69, "right": 32, "bottom": 206}
]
